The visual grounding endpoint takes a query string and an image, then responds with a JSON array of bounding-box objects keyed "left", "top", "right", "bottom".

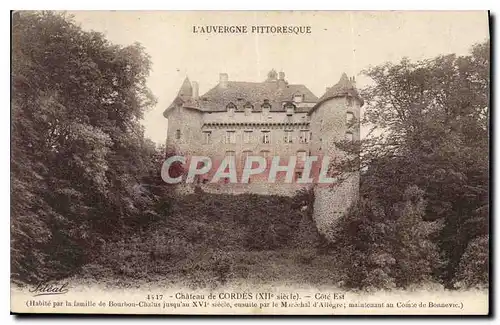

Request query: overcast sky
[{"left": 68, "top": 11, "right": 489, "bottom": 144}]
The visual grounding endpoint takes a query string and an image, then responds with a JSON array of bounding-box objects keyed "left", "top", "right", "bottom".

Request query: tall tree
[
  {"left": 335, "top": 40, "right": 489, "bottom": 288},
  {"left": 11, "top": 11, "right": 158, "bottom": 283}
]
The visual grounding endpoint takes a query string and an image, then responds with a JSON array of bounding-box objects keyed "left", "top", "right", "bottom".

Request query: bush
[
  {"left": 334, "top": 186, "right": 444, "bottom": 290},
  {"left": 453, "top": 235, "right": 489, "bottom": 289}
]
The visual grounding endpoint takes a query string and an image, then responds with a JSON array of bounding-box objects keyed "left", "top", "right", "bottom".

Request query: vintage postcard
[{"left": 11, "top": 10, "right": 490, "bottom": 315}]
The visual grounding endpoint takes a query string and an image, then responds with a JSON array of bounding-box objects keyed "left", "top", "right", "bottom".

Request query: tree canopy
[
  {"left": 334, "top": 40, "right": 489, "bottom": 289},
  {"left": 11, "top": 11, "right": 161, "bottom": 283}
]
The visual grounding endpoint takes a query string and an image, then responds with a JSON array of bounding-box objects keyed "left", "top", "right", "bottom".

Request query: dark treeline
[{"left": 332, "top": 41, "right": 489, "bottom": 290}]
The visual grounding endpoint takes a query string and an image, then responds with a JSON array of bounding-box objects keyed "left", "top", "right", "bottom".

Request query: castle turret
[
  {"left": 309, "top": 73, "right": 363, "bottom": 240},
  {"left": 164, "top": 76, "right": 203, "bottom": 156},
  {"left": 309, "top": 73, "right": 362, "bottom": 155},
  {"left": 177, "top": 76, "right": 193, "bottom": 100}
]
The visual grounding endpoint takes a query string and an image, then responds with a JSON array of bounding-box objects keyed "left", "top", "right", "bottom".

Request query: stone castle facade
[{"left": 163, "top": 69, "right": 363, "bottom": 238}]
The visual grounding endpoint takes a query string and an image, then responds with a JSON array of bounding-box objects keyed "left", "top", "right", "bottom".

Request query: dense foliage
[
  {"left": 80, "top": 192, "right": 322, "bottom": 289},
  {"left": 11, "top": 11, "right": 489, "bottom": 291},
  {"left": 11, "top": 11, "right": 162, "bottom": 283},
  {"left": 334, "top": 41, "right": 490, "bottom": 290}
]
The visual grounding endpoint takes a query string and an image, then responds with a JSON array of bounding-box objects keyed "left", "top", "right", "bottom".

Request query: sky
[{"left": 67, "top": 11, "right": 489, "bottom": 144}]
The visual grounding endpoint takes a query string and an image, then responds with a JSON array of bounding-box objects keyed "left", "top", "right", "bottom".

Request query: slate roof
[
  {"left": 309, "top": 73, "right": 364, "bottom": 114},
  {"left": 197, "top": 81, "right": 318, "bottom": 113},
  {"left": 177, "top": 77, "right": 193, "bottom": 100},
  {"left": 163, "top": 72, "right": 362, "bottom": 118}
]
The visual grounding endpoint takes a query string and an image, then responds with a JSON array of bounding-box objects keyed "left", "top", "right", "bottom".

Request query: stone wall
[
  {"left": 309, "top": 96, "right": 361, "bottom": 240},
  {"left": 166, "top": 93, "right": 361, "bottom": 241},
  {"left": 312, "top": 173, "right": 359, "bottom": 240},
  {"left": 166, "top": 105, "right": 204, "bottom": 155}
]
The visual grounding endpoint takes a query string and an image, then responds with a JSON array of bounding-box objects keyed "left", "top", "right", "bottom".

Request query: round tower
[{"left": 309, "top": 73, "right": 363, "bottom": 240}]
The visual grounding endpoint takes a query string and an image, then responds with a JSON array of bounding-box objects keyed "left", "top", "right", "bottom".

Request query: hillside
[{"left": 74, "top": 191, "right": 342, "bottom": 289}]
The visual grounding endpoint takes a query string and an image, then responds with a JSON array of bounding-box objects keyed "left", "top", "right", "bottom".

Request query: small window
[
  {"left": 297, "top": 151, "right": 307, "bottom": 163},
  {"left": 284, "top": 102, "right": 295, "bottom": 116},
  {"left": 243, "top": 130, "right": 253, "bottom": 144},
  {"left": 299, "top": 130, "right": 309, "bottom": 144},
  {"left": 346, "top": 112, "right": 355, "bottom": 124},
  {"left": 244, "top": 102, "right": 253, "bottom": 116},
  {"left": 347, "top": 97, "right": 353, "bottom": 107},
  {"left": 225, "top": 131, "right": 236, "bottom": 144},
  {"left": 293, "top": 94, "right": 303, "bottom": 103},
  {"left": 345, "top": 132, "right": 354, "bottom": 142},
  {"left": 203, "top": 131, "right": 212, "bottom": 144},
  {"left": 261, "top": 99, "right": 271, "bottom": 114},
  {"left": 284, "top": 130, "right": 293, "bottom": 144},
  {"left": 175, "top": 129, "right": 181, "bottom": 140},
  {"left": 260, "top": 150, "right": 270, "bottom": 159},
  {"left": 262, "top": 131, "right": 271, "bottom": 144}
]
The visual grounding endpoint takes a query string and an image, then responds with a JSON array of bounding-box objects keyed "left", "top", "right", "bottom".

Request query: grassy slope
[{"left": 75, "top": 192, "right": 342, "bottom": 289}]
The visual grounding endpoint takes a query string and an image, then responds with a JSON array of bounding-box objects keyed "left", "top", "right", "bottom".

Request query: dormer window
[
  {"left": 261, "top": 99, "right": 271, "bottom": 114},
  {"left": 244, "top": 102, "right": 253, "bottom": 116},
  {"left": 226, "top": 102, "right": 236, "bottom": 111},
  {"left": 293, "top": 94, "right": 304, "bottom": 103},
  {"left": 284, "top": 102, "right": 295, "bottom": 116}
]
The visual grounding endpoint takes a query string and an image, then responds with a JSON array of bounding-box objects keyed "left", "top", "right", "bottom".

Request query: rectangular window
[
  {"left": 203, "top": 131, "right": 212, "bottom": 144},
  {"left": 260, "top": 150, "right": 270, "bottom": 159},
  {"left": 347, "top": 97, "right": 354, "bottom": 107},
  {"left": 299, "top": 130, "right": 309, "bottom": 143},
  {"left": 284, "top": 130, "right": 293, "bottom": 144},
  {"left": 225, "top": 131, "right": 236, "bottom": 144},
  {"left": 293, "top": 94, "right": 303, "bottom": 103},
  {"left": 241, "top": 150, "right": 252, "bottom": 165},
  {"left": 262, "top": 131, "right": 270, "bottom": 144},
  {"left": 243, "top": 130, "right": 253, "bottom": 144},
  {"left": 175, "top": 129, "right": 181, "bottom": 140},
  {"left": 346, "top": 112, "right": 355, "bottom": 124}
]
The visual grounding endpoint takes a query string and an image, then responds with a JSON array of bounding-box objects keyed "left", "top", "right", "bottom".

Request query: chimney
[
  {"left": 278, "top": 71, "right": 286, "bottom": 89},
  {"left": 219, "top": 73, "right": 228, "bottom": 88},
  {"left": 192, "top": 81, "right": 199, "bottom": 99}
]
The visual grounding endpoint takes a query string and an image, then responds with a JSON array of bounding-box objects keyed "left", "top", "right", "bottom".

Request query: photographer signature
[{"left": 28, "top": 282, "right": 69, "bottom": 297}]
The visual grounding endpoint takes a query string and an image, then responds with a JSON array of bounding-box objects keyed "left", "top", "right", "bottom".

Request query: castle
[{"left": 163, "top": 69, "right": 362, "bottom": 238}]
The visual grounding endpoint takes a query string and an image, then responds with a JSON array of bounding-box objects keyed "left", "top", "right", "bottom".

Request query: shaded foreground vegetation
[{"left": 72, "top": 191, "right": 339, "bottom": 289}]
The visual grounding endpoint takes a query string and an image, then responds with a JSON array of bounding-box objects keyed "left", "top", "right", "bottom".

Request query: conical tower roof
[
  {"left": 317, "top": 73, "right": 363, "bottom": 105},
  {"left": 177, "top": 76, "right": 193, "bottom": 99},
  {"left": 163, "top": 77, "right": 195, "bottom": 117}
]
